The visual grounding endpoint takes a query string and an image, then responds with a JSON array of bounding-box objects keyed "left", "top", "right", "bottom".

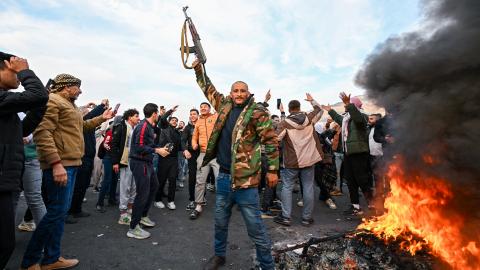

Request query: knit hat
[
  {"left": 50, "top": 73, "right": 81, "bottom": 92},
  {"left": 350, "top": 96, "right": 363, "bottom": 109}
]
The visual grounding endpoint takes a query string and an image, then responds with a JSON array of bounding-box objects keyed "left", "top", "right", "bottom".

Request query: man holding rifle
[{"left": 191, "top": 59, "right": 279, "bottom": 270}]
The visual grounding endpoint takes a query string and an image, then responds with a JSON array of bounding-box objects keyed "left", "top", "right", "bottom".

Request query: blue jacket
[{"left": 129, "top": 119, "right": 157, "bottom": 162}]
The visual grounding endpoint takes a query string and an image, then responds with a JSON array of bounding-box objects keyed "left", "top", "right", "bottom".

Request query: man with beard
[
  {"left": 22, "top": 73, "right": 114, "bottom": 269},
  {"left": 155, "top": 116, "right": 182, "bottom": 210},
  {"left": 323, "top": 93, "right": 372, "bottom": 216},
  {"left": 191, "top": 59, "right": 279, "bottom": 270}
]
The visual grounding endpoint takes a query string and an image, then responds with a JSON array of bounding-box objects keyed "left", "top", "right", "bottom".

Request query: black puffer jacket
[
  {"left": 158, "top": 125, "right": 181, "bottom": 157},
  {"left": 0, "top": 69, "right": 49, "bottom": 192}
]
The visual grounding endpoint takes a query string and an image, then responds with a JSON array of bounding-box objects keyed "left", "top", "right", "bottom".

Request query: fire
[{"left": 358, "top": 158, "right": 480, "bottom": 270}]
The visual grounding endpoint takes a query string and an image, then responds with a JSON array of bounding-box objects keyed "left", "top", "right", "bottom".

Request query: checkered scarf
[{"left": 49, "top": 73, "right": 81, "bottom": 92}]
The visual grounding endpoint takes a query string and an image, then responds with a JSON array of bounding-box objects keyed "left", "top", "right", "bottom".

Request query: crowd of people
[{"left": 0, "top": 52, "right": 392, "bottom": 270}]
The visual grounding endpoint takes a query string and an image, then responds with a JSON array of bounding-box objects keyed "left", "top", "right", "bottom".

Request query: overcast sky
[{"left": 1, "top": 0, "right": 420, "bottom": 121}]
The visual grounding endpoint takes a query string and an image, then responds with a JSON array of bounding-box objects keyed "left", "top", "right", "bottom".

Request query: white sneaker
[
  {"left": 297, "top": 200, "right": 304, "bottom": 207},
  {"left": 325, "top": 198, "right": 337, "bottom": 210},
  {"left": 154, "top": 201, "right": 165, "bottom": 209},
  {"left": 127, "top": 225, "right": 151, "bottom": 239},
  {"left": 18, "top": 220, "right": 36, "bottom": 232},
  {"left": 140, "top": 216, "right": 156, "bottom": 227},
  {"left": 167, "top": 202, "right": 176, "bottom": 210},
  {"left": 179, "top": 182, "right": 184, "bottom": 188},
  {"left": 118, "top": 213, "right": 131, "bottom": 225}
]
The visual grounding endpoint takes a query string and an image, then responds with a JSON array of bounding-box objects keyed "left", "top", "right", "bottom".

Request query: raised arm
[
  {"left": 0, "top": 59, "right": 49, "bottom": 116},
  {"left": 193, "top": 60, "right": 224, "bottom": 112},
  {"left": 305, "top": 93, "right": 323, "bottom": 124}
]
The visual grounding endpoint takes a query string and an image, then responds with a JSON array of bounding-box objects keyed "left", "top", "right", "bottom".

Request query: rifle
[{"left": 180, "top": 6, "right": 207, "bottom": 69}]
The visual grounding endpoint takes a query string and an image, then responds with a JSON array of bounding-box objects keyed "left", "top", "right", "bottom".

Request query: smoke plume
[{"left": 355, "top": 0, "right": 480, "bottom": 246}]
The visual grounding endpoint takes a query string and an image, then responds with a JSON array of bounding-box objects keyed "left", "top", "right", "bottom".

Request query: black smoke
[{"left": 355, "top": 0, "right": 480, "bottom": 254}]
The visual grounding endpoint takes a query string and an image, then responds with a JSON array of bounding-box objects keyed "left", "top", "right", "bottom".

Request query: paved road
[{"left": 8, "top": 183, "right": 360, "bottom": 270}]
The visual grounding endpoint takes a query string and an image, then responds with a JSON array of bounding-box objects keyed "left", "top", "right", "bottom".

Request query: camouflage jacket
[{"left": 194, "top": 66, "right": 279, "bottom": 189}]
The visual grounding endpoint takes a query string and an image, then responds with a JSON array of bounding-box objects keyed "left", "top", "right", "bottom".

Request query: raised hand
[
  {"left": 339, "top": 92, "right": 351, "bottom": 105},
  {"left": 305, "top": 93, "right": 314, "bottom": 102},
  {"left": 279, "top": 102, "right": 285, "bottom": 113},
  {"left": 264, "top": 89, "right": 271, "bottom": 103},
  {"left": 102, "top": 107, "right": 114, "bottom": 120},
  {"left": 5, "top": 56, "right": 29, "bottom": 73},
  {"left": 171, "top": 105, "right": 179, "bottom": 112},
  {"left": 321, "top": 104, "right": 332, "bottom": 111}
]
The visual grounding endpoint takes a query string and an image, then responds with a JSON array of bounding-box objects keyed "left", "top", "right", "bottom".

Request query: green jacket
[
  {"left": 194, "top": 66, "right": 279, "bottom": 189},
  {"left": 328, "top": 103, "right": 369, "bottom": 155}
]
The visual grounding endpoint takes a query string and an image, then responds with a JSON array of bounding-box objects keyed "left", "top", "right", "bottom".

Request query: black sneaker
[
  {"left": 273, "top": 215, "right": 291, "bottom": 226},
  {"left": 301, "top": 218, "right": 314, "bottom": 227},
  {"left": 65, "top": 215, "right": 78, "bottom": 224},
  {"left": 269, "top": 203, "right": 282, "bottom": 212},
  {"left": 203, "top": 255, "right": 226, "bottom": 270},
  {"left": 343, "top": 206, "right": 364, "bottom": 216},
  {"left": 72, "top": 211, "right": 91, "bottom": 218},
  {"left": 186, "top": 201, "right": 195, "bottom": 211},
  {"left": 190, "top": 210, "right": 200, "bottom": 220}
]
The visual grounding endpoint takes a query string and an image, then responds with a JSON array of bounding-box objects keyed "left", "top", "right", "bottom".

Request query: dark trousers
[
  {"left": 156, "top": 157, "right": 177, "bottom": 203},
  {"left": 0, "top": 192, "right": 15, "bottom": 269},
  {"left": 96, "top": 157, "right": 118, "bottom": 206},
  {"left": 344, "top": 152, "right": 373, "bottom": 205},
  {"left": 69, "top": 158, "right": 94, "bottom": 214},
  {"left": 258, "top": 155, "right": 275, "bottom": 211},
  {"left": 187, "top": 152, "right": 199, "bottom": 202},
  {"left": 129, "top": 159, "right": 158, "bottom": 229}
]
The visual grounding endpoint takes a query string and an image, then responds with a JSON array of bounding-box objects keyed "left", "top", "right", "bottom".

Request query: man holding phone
[{"left": 127, "top": 103, "right": 169, "bottom": 239}]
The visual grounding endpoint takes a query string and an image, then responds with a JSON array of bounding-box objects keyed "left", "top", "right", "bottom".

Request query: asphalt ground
[{"left": 7, "top": 182, "right": 362, "bottom": 270}]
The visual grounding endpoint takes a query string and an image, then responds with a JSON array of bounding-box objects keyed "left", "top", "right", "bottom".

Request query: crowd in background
[{"left": 0, "top": 52, "right": 393, "bottom": 270}]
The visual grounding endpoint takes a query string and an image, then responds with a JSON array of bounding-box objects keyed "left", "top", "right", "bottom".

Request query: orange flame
[{"left": 358, "top": 158, "right": 480, "bottom": 270}]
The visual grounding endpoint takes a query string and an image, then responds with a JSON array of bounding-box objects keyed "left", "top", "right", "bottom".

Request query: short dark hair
[
  {"left": 169, "top": 116, "right": 178, "bottom": 122},
  {"left": 190, "top": 108, "right": 199, "bottom": 114},
  {"left": 200, "top": 102, "right": 211, "bottom": 108},
  {"left": 0, "top": 52, "right": 14, "bottom": 70},
  {"left": 271, "top": 115, "right": 279, "bottom": 119},
  {"left": 123, "top": 109, "right": 139, "bottom": 121},
  {"left": 288, "top": 100, "right": 301, "bottom": 111},
  {"left": 143, "top": 103, "right": 158, "bottom": 118}
]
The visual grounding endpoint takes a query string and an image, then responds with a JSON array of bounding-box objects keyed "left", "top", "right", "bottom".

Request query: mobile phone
[
  {"left": 113, "top": 103, "right": 120, "bottom": 114},
  {"left": 165, "top": 143, "right": 174, "bottom": 153},
  {"left": 277, "top": 98, "right": 281, "bottom": 110}
]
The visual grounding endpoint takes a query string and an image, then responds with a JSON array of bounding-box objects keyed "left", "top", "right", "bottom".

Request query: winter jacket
[
  {"left": 328, "top": 103, "right": 369, "bottom": 155},
  {"left": 111, "top": 120, "right": 128, "bottom": 166},
  {"left": 83, "top": 104, "right": 106, "bottom": 160},
  {"left": 33, "top": 92, "right": 106, "bottom": 169},
  {"left": 181, "top": 122, "right": 198, "bottom": 154},
  {"left": 373, "top": 114, "right": 393, "bottom": 147},
  {"left": 0, "top": 69, "right": 49, "bottom": 192},
  {"left": 129, "top": 119, "right": 157, "bottom": 162},
  {"left": 277, "top": 101, "right": 324, "bottom": 168},
  {"left": 192, "top": 113, "right": 218, "bottom": 153},
  {"left": 158, "top": 124, "right": 182, "bottom": 157},
  {"left": 194, "top": 65, "right": 279, "bottom": 189}
]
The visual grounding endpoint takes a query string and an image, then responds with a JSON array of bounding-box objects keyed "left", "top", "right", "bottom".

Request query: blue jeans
[
  {"left": 21, "top": 167, "right": 78, "bottom": 268},
  {"left": 214, "top": 173, "right": 274, "bottom": 270},
  {"left": 96, "top": 157, "right": 118, "bottom": 206},
  {"left": 281, "top": 166, "right": 315, "bottom": 220}
]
